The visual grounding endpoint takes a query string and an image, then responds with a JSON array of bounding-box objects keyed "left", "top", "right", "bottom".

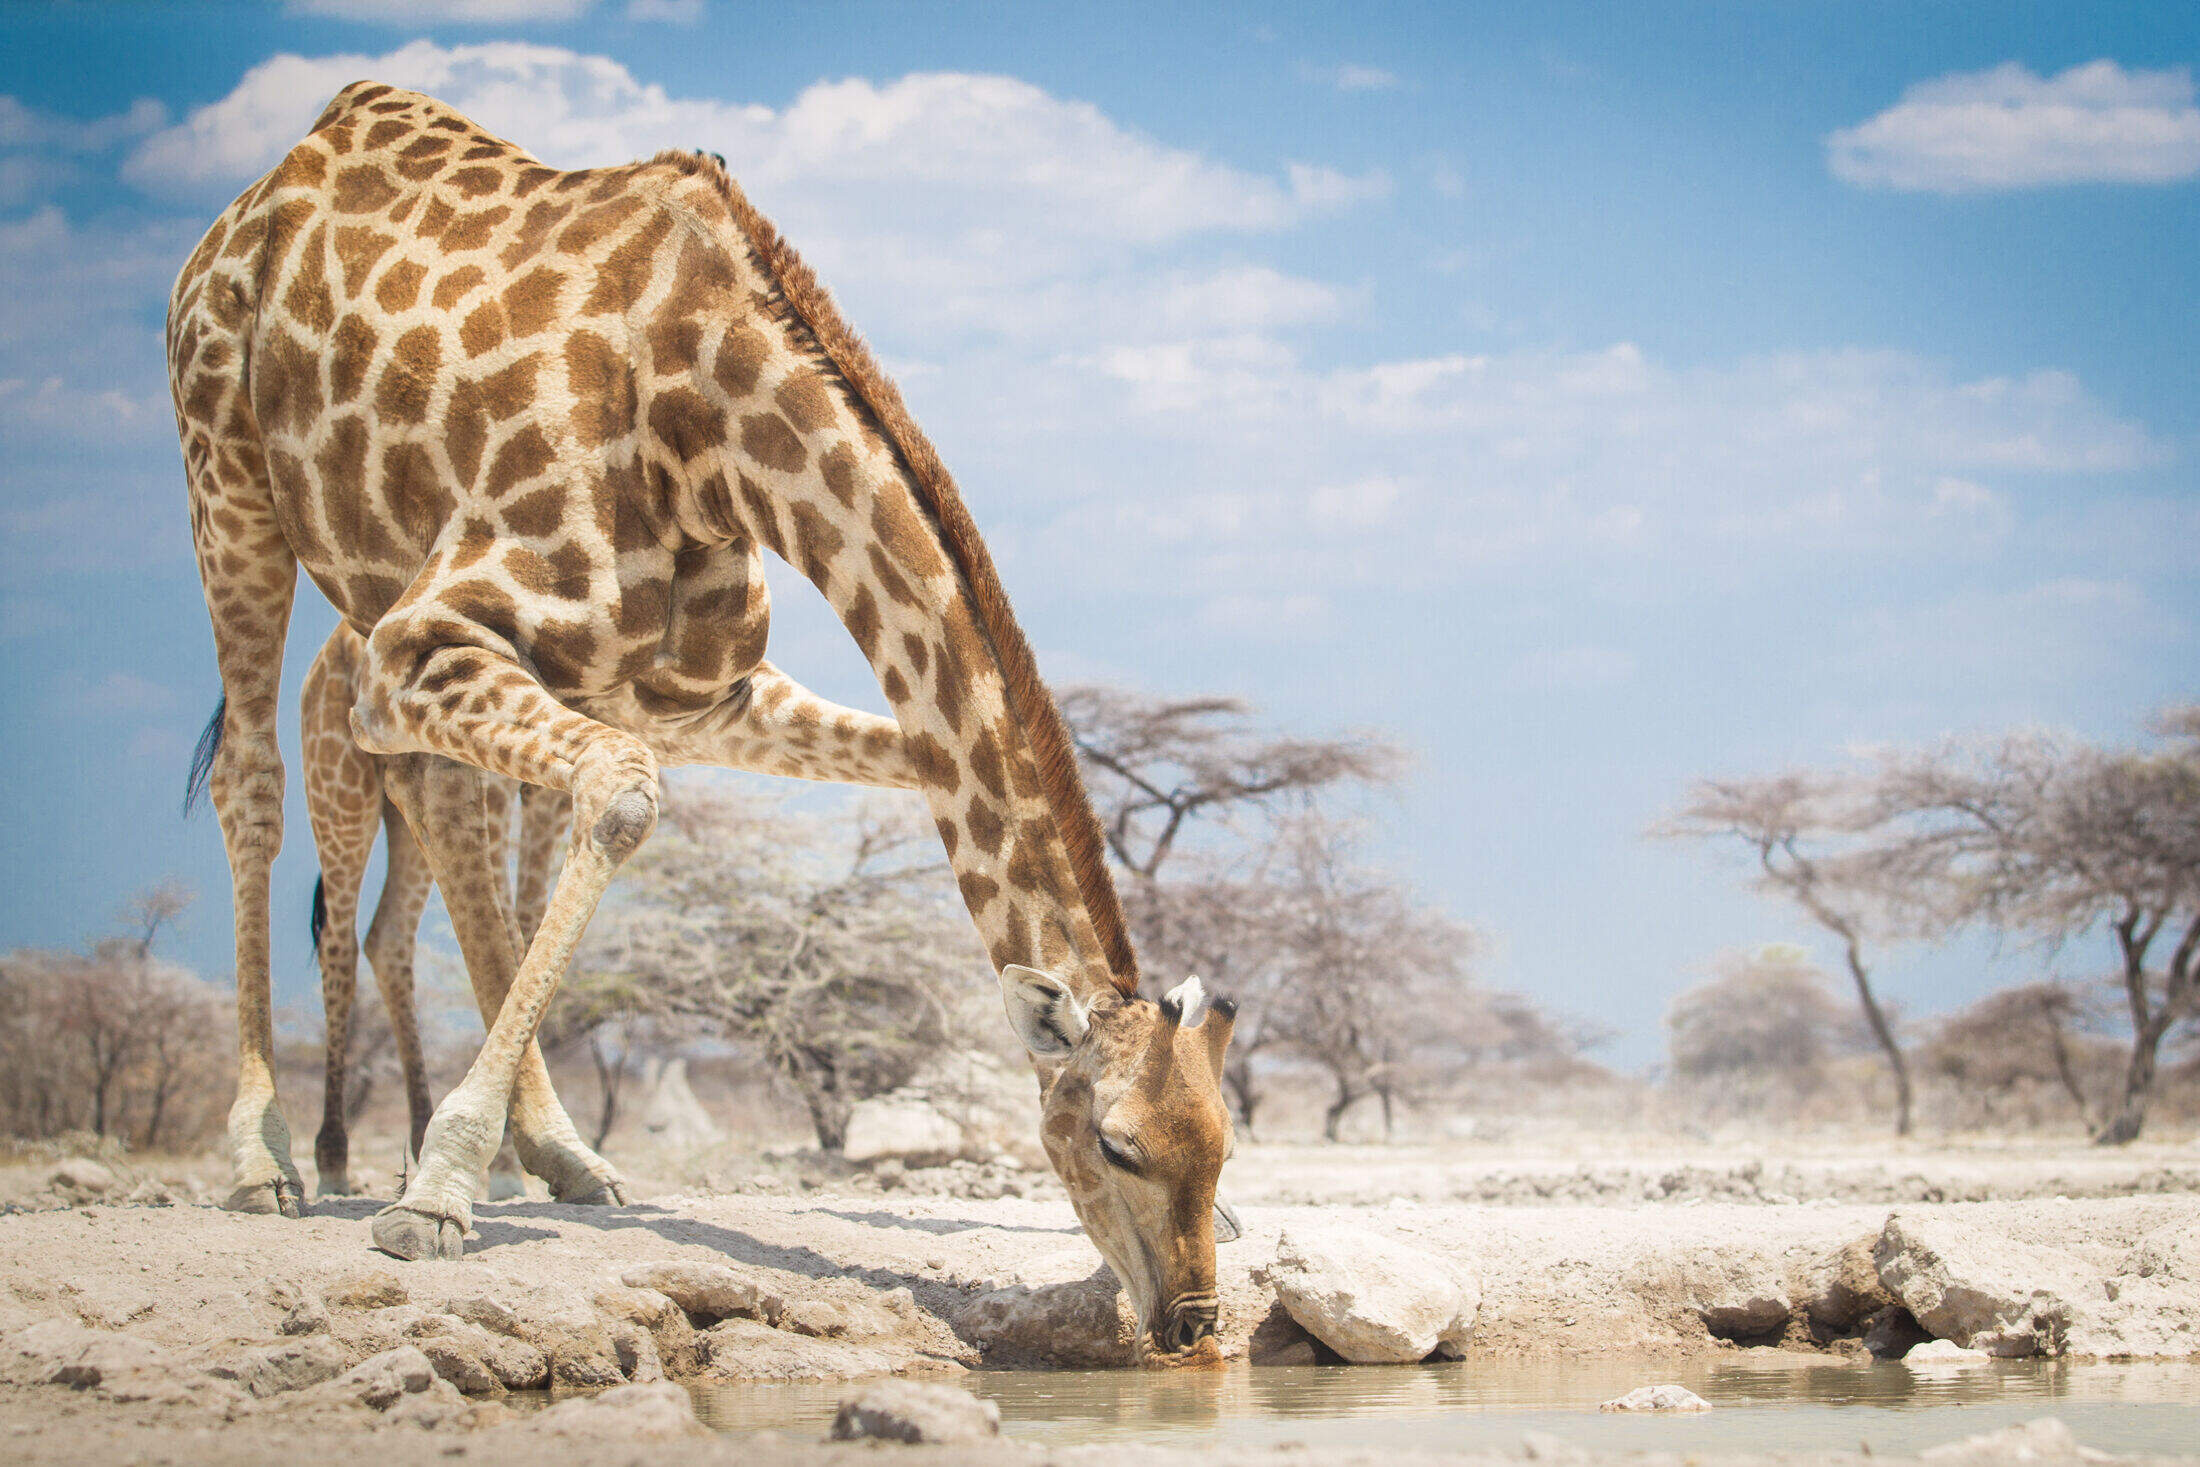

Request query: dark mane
[{"left": 660, "top": 150, "right": 1140, "bottom": 995}]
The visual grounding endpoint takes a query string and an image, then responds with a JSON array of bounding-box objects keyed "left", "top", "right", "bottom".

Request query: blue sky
[{"left": 1, "top": 1, "right": 2193, "bottom": 1066}]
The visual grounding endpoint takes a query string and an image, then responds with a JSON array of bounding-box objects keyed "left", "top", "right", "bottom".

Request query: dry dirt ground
[{"left": 3, "top": 1134, "right": 2196, "bottom": 1466}]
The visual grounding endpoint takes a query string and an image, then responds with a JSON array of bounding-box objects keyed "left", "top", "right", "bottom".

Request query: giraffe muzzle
[{"left": 1157, "top": 1294, "right": 1220, "bottom": 1355}]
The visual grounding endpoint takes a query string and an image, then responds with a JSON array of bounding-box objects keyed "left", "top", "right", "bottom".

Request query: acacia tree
[
  {"left": 1870, "top": 719, "right": 2200, "bottom": 1144},
  {"left": 1059, "top": 686, "right": 1403, "bottom": 882},
  {"left": 1254, "top": 818, "right": 1484, "bottom": 1140},
  {"left": 0, "top": 883, "right": 230, "bottom": 1149},
  {"left": 580, "top": 781, "right": 984, "bottom": 1152},
  {"left": 1923, "top": 981, "right": 2104, "bottom": 1130},
  {"left": 1666, "top": 944, "right": 1860, "bottom": 1120},
  {"left": 1657, "top": 775, "right": 1916, "bottom": 1135}
]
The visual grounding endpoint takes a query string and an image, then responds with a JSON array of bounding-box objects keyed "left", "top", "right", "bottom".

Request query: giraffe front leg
[
  {"left": 354, "top": 629, "right": 656, "bottom": 1260},
  {"left": 658, "top": 661, "right": 921, "bottom": 788},
  {"left": 383, "top": 757, "right": 626, "bottom": 1212}
]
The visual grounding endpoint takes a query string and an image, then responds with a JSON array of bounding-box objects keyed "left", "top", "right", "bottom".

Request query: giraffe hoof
[
  {"left": 556, "top": 1177, "right": 628, "bottom": 1207},
  {"left": 371, "top": 1205, "right": 466, "bottom": 1261},
  {"left": 223, "top": 1177, "right": 305, "bottom": 1218}
]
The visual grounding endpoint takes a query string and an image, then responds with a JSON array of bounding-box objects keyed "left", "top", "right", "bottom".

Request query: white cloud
[
  {"left": 1006, "top": 330, "right": 2163, "bottom": 622},
  {"left": 0, "top": 95, "right": 166, "bottom": 203},
  {"left": 1198, "top": 592, "right": 1328, "bottom": 639},
  {"left": 13, "top": 42, "right": 2172, "bottom": 667},
  {"left": 0, "top": 94, "right": 166, "bottom": 152},
  {"left": 1286, "top": 161, "right": 1392, "bottom": 209},
  {"left": 1303, "top": 63, "right": 1402, "bottom": 93},
  {"left": 0, "top": 207, "right": 195, "bottom": 445},
  {"left": 1843, "top": 576, "right": 2178, "bottom": 709},
  {"left": 626, "top": 0, "right": 703, "bottom": 20},
  {"left": 1309, "top": 476, "right": 1404, "bottom": 530},
  {"left": 289, "top": 0, "right": 595, "bottom": 22},
  {"left": 124, "top": 43, "right": 1382, "bottom": 247},
  {"left": 1828, "top": 60, "right": 2200, "bottom": 191}
]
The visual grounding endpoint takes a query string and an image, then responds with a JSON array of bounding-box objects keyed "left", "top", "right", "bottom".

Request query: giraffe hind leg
[
  {"left": 303, "top": 629, "right": 381, "bottom": 1197},
  {"left": 179, "top": 401, "right": 304, "bottom": 1218},
  {"left": 365, "top": 799, "right": 436, "bottom": 1161}
]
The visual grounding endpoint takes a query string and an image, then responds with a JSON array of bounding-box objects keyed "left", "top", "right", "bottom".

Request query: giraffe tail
[
  {"left": 182, "top": 693, "right": 225, "bottom": 817},
  {"left": 309, "top": 874, "right": 328, "bottom": 952}
]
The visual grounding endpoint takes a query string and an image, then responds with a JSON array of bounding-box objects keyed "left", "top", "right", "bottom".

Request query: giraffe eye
[{"left": 1096, "top": 1132, "right": 1140, "bottom": 1173}]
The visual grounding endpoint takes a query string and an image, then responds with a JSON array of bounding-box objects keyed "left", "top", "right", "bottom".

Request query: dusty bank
[{"left": 1, "top": 1136, "right": 2195, "bottom": 1464}]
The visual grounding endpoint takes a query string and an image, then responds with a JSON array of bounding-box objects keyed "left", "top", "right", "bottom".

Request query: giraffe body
[{"left": 169, "top": 82, "right": 1235, "bottom": 1361}]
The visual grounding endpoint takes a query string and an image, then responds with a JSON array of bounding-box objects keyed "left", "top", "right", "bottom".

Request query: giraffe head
[{"left": 1001, "top": 965, "right": 1240, "bottom": 1366}]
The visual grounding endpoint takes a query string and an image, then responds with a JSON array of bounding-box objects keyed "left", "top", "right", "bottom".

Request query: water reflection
[{"left": 688, "top": 1355, "right": 2200, "bottom": 1457}]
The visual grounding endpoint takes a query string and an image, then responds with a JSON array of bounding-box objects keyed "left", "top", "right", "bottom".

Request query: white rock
[
  {"left": 505, "top": 1286, "right": 626, "bottom": 1388},
  {"left": 1676, "top": 1245, "right": 1790, "bottom": 1337},
  {"left": 519, "top": 1381, "right": 705, "bottom": 1440},
  {"left": 318, "top": 1345, "right": 454, "bottom": 1411},
  {"left": 952, "top": 1273, "right": 1130, "bottom": 1368},
  {"left": 199, "top": 1336, "right": 348, "bottom": 1396},
  {"left": 46, "top": 1159, "right": 116, "bottom": 1199},
  {"left": 2066, "top": 1219, "right": 2200, "bottom": 1359},
  {"left": 3, "top": 1319, "right": 203, "bottom": 1403},
  {"left": 1920, "top": 1416, "right": 2113, "bottom": 1462},
  {"left": 830, "top": 1379, "right": 1001, "bottom": 1443},
  {"left": 1789, "top": 1235, "right": 1895, "bottom": 1331},
  {"left": 907, "top": 1050, "right": 1042, "bottom": 1168},
  {"left": 618, "top": 1262, "right": 767, "bottom": 1323},
  {"left": 1599, "top": 1384, "right": 1712, "bottom": 1413},
  {"left": 1874, "top": 1213, "right": 2087, "bottom": 1357},
  {"left": 1257, "top": 1225, "right": 1478, "bottom": 1364},
  {"left": 843, "top": 1093, "right": 967, "bottom": 1167},
  {"left": 1903, "top": 1338, "right": 1991, "bottom": 1365},
  {"left": 696, "top": 1318, "right": 896, "bottom": 1381}
]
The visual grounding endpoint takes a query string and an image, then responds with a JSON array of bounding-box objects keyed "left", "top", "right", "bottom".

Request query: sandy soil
[{"left": 2, "top": 1136, "right": 2195, "bottom": 1465}]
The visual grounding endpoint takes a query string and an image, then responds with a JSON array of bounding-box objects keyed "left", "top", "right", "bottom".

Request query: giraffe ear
[
  {"left": 1213, "top": 1198, "right": 1243, "bottom": 1245},
  {"left": 1000, "top": 965, "right": 1091, "bottom": 1058},
  {"left": 1161, "top": 973, "right": 1210, "bottom": 1028}
]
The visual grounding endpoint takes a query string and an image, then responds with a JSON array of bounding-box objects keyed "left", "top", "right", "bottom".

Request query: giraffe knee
[
  {"left": 589, "top": 785, "right": 657, "bottom": 862},
  {"left": 211, "top": 735, "right": 285, "bottom": 856}
]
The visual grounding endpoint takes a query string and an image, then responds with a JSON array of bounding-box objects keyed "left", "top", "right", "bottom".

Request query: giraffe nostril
[{"left": 1162, "top": 1300, "right": 1219, "bottom": 1353}]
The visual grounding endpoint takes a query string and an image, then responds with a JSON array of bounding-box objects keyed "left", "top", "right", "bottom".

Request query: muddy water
[{"left": 690, "top": 1355, "right": 2200, "bottom": 1456}]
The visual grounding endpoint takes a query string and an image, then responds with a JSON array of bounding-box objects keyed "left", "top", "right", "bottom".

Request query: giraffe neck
[{"left": 659, "top": 158, "right": 1140, "bottom": 1007}]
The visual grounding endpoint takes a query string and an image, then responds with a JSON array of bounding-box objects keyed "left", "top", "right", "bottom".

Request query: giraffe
[
  {"left": 299, "top": 620, "right": 575, "bottom": 1199},
  {"left": 167, "top": 81, "right": 1239, "bottom": 1364}
]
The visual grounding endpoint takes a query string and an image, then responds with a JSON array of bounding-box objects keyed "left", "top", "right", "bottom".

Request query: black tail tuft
[
  {"left": 182, "top": 693, "right": 225, "bottom": 818},
  {"left": 310, "top": 874, "right": 328, "bottom": 953}
]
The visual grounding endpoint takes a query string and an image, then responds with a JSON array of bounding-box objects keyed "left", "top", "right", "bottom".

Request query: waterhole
[{"left": 689, "top": 1355, "right": 2200, "bottom": 1456}]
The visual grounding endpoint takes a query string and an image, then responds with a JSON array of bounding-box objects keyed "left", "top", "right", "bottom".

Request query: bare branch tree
[
  {"left": 1922, "top": 980, "right": 2108, "bottom": 1131},
  {"left": 1256, "top": 818, "right": 1486, "bottom": 1141},
  {"left": 1058, "top": 685, "right": 1405, "bottom": 882},
  {"left": 1665, "top": 944, "right": 1863, "bottom": 1122},
  {"left": 1656, "top": 774, "right": 1916, "bottom": 1134},
  {"left": 0, "top": 885, "right": 230, "bottom": 1151},
  {"left": 579, "top": 780, "right": 988, "bottom": 1152},
  {"left": 1867, "top": 720, "right": 2200, "bottom": 1144}
]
